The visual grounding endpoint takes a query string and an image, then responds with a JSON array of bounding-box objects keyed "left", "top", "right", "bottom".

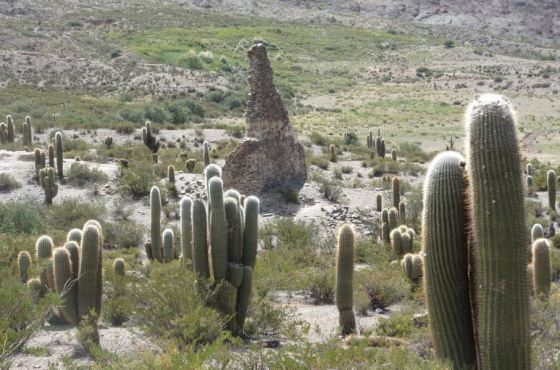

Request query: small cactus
[
  {"left": 104, "top": 137, "right": 113, "bottom": 149},
  {"left": 392, "top": 177, "right": 400, "bottom": 208},
  {"left": 162, "top": 228, "right": 175, "bottom": 262},
  {"left": 67, "top": 228, "right": 83, "bottom": 244},
  {"left": 39, "top": 167, "right": 58, "bottom": 205},
  {"left": 0, "top": 122, "right": 6, "bottom": 143},
  {"left": 381, "top": 208, "right": 389, "bottom": 224},
  {"left": 113, "top": 258, "right": 125, "bottom": 277},
  {"left": 185, "top": 159, "right": 196, "bottom": 173},
  {"left": 203, "top": 141, "right": 210, "bottom": 166},
  {"left": 531, "top": 238, "right": 551, "bottom": 297},
  {"left": 526, "top": 163, "right": 533, "bottom": 176},
  {"left": 391, "top": 149, "right": 397, "bottom": 161},
  {"left": 398, "top": 201, "right": 406, "bottom": 225},
  {"left": 335, "top": 224, "right": 356, "bottom": 335},
  {"left": 401, "top": 253, "right": 423, "bottom": 283},
  {"left": 381, "top": 222, "right": 390, "bottom": 243},
  {"left": 143, "top": 121, "right": 159, "bottom": 153},
  {"left": 34, "top": 149, "right": 45, "bottom": 180},
  {"left": 526, "top": 175, "right": 533, "bottom": 191},
  {"left": 376, "top": 194, "right": 382, "bottom": 211},
  {"left": 547, "top": 169, "right": 556, "bottom": 210},
  {"left": 329, "top": 144, "right": 337, "bottom": 162},
  {"left": 18, "top": 251, "right": 32, "bottom": 283},
  {"left": 167, "top": 165, "right": 175, "bottom": 183},
  {"left": 388, "top": 207, "right": 398, "bottom": 231},
  {"left": 390, "top": 229, "right": 402, "bottom": 256},
  {"left": 6, "top": 115, "right": 14, "bottom": 143},
  {"left": 48, "top": 144, "right": 55, "bottom": 168},
  {"left": 55, "top": 132, "right": 63, "bottom": 179}
]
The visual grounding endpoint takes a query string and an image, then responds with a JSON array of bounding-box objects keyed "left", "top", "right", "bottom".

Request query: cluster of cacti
[
  {"left": 203, "top": 141, "right": 210, "bottom": 166},
  {"left": 104, "top": 136, "right": 113, "bottom": 149},
  {"left": 401, "top": 253, "right": 423, "bottom": 283},
  {"left": 23, "top": 116, "right": 32, "bottom": 146},
  {"left": 547, "top": 169, "right": 556, "bottom": 210},
  {"left": 329, "top": 144, "right": 337, "bottom": 162},
  {"left": 55, "top": 132, "right": 64, "bottom": 179},
  {"left": 142, "top": 121, "right": 159, "bottom": 153},
  {"left": 39, "top": 167, "right": 58, "bottom": 205},
  {"left": 422, "top": 95, "right": 529, "bottom": 370},
  {"left": 531, "top": 238, "right": 551, "bottom": 297},
  {"left": 390, "top": 225, "right": 415, "bottom": 256},
  {"left": 366, "top": 130, "right": 374, "bottom": 149},
  {"left": 335, "top": 224, "right": 356, "bottom": 335}
]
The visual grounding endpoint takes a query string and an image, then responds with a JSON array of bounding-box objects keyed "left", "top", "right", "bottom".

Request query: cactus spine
[
  {"left": 531, "top": 238, "right": 550, "bottom": 297},
  {"left": 465, "top": 94, "right": 529, "bottom": 369},
  {"left": 162, "top": 228, "right": 175, "bottom": 262},
  {"left": 422, "top": 151, "right": 476, "bottom": 369},
  {"left": 39, "top": 167, "right": 58, "bottom": 205},
  {"left": 547, "top": 169, "right": 556, "bottom": 211},
  {"left": 335, "top": 224, "right": 355, "bottom": 335},
  {"left": 150, "top": 186, "right": 163, "bottom": 262},
  {"left": 180, "top": 197, "right": 193, "bottom": 262},
  {"left": 18, "top": 251, "right": 32, "bottom": 283},
  {"left": 55, "top": 132, "right": 63, "bottom": 178}
]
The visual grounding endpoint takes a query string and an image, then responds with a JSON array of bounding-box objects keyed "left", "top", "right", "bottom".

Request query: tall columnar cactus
[
  {"left": 55, "top": 132, "right": 63, "bottom": 178},
  {"left": 143, "top": 121, "right": 159, "bottom": 153},
  {"left": 531, "top": 238, "right": 551, "bottom": 297},
  {"left": 388, "top": 207, "right": 398, "bottom": 232},
  {"left": 6, "top": 115, "right": 14, "bottom": 142},
  {"left": 398, "top": 201, "right": 406, "bottom": 225},
  {"left": 392, "top": 177, "right": 400, "bottom": 208},
  {"left": 180, "top": 197, "right": 193, "bottom": 263},
  {"left": 113, "top": 258, "right": 126, "bottom": 298},
  {"left": 329, "top": 144, "right": 336, "bottom": 162},
  {"left": 77, "top": 224, "right": 102, "bottom": 320},
  {"left": 48, "top": 144, "right": 55, "bottom": 168},
  {"left": 526, "top": 163, "right": 532, "bottom": 176},
  {"left": 208, "top": 177, "right": 228, "bottom": 281},
  {"left": 168, "top": 165, "right": 175, "bottom": 183},
  {"left": 335, "top": 224, "right": 356, "bottom": 335},
  {"left": 0, "top": 122, "right": 7, "bottom": 143},
  {"left": 379, "top": 139, "right": 386, "bottom": 158},
  {"left": 18, "top": 251, "right": 32, "bottom": 283},
  {"left": 162, "top": 228, "right": 175, "bottom": 262},
  {"left": 25, "top": 116, "right": 32, "bottom": 146},
  {"left": 376, "top": 194, "right": 382, "bottom": 211},
  {"left": 203, "top": 141, "right": 210, "bottom": 166},
  {"left": 150, "top": 186, "right": 163, "bottom": 262},
  {"left": 401, "top": 232, "right": 412, "bottom": 254},
  {"left": 401, "top": 253, "right": 423, "bottom": 283},
  {"left": 53, "top": 247, "right": 79, "bottom": 325},
  {"left": 64, "top": 241, "right": 80, "bottom": 280},
  {"left": 381, "top": 222, "right": 389, "bottom": 243},
  {"left": 34, "top": 149, "right": 45, "bottom": 180},
  {"left": 391, "top": 149, "right": 397, "bottom": 161},
  {"left": 225, "top": 198, "right": 243, "bottom": 264},
  {"left": 390, "top": 229, "right": 402, "bottom": 256},
  {"left": 67, "top": 228, "right": 82, "bottom": 244},
  {"left": 39, "top": 167, "right": 58, "bottom": 205},
  {"left": 465, "top": 94, "right": 529, "bottom": 369},
  {"left": 242, "top": 196, "right": 259, "bottom": 269},
  {"left": 36, "top": 235, "right": 54, "bottom": 293},
  {"left": 547, "top": 169, "right": 556, "bottom": 211},
  {"left": 192, "top": 199, "right": 210, "bottom": 278},
  {"left": 422, "top": 151, "right": 476, "bottom": 370}
]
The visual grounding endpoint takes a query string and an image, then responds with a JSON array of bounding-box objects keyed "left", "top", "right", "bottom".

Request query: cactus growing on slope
[
  {"left": 335, "top": 224, "right": 355, "bottom": 335},
  {"left": 465, "top": 94, "right": 529, "bottom": 369}
]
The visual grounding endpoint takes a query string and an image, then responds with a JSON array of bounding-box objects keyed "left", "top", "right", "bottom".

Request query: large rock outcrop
[{"left": 222, "top": 44, "right": 307, "bottom": 195}]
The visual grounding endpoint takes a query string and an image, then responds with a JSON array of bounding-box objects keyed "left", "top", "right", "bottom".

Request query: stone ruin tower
[{"left": 222, "top": 44, "right": 307, "bottom": 195}]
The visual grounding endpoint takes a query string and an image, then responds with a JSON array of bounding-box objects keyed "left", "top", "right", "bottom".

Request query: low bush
[
  {"left": 45, "top": 198, "right": 105, "bottom": 231},
  {"left": 67, "top": 162, "right": 108, "bottom": 187},
  {"left": 0, "top": 202, "right": 44, "bottom": 234},
  {"left": 0, "top": 174, "right": 21, "bottom": 193}
]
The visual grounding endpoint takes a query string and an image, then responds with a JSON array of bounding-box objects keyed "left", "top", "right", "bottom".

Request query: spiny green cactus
[
  {"left": 25, "top": 116, "right": 32, "bottom": 146},
  {"left": 330, "top": 144, "right": 336, "bottom": 162},
  {"left": 77, "top": 224, "right": 102, "bottom": 320},
  {"left": 35, "top": 235, "right": 54, "bottom": 292},
  {"left": 113, "top": 258, "right": 125, "bottom": 277},
  {"left": 381, "top": 208, "right": 388, "bottom": 224},
  {"left": 398, "top": 201, "right": 406, "bottom": 225},
  {"left": 526, "top": 163, "right": 533, "bottom": 176},
  {"left": 0, "top": 122, "right": 6, "bottom": 143},
  {"left": 39, "top": 167, "right": 58, "bottom": 205},
  {"left": 531, "top": 238, "right": 550, "bottom": 298},
  {"left": 376, "top": 194, "right": 382, "bottom": 211},
  {"left": 379, "top": 139, "right": 386, "bottom": 158},
  {"left": 48, "top": 144, "right": 55, "bottom": 168},
  {"left": 225, "top": 198, "right": 243, "bottom": 264},
  {"left": 391, "top": 149, "right": 397, "bottom": 161},
  {"left": 401, "top": 232, "right": 412, "bottom": 254},
  {"left": 531, "top": 224, "right": 544, "bottom": 243},
  {"left": 162, "top": 228, "right": 175, "bottom": 262},
  {"left": 150, "top": 186, "right": 163, "bottom": 262},
  {"left": 64, "top": 241, "right": 80, "bottom": 280},
  {"left": 18, "top": 251, "right": 32, "bottom": 283},
  {"left": 401, "top": 253, "right": 423, "bottom": 283},
  {"left": 203, "top": 141, "right": 210, "bottom": 166},
  {"left": 55, "top": 132, "right": 63, "bottom": 178},
  {"left": 36, "top": 235, "right": 53, "bottom": 260},
  {"left": 104, "top": 137, "right": 113, "bottom": 149},
  {"left": 192, "top": 199, "right": 210, "bottom": 278},
  {"left": 180, "top": 197, "right": 193, "bottom": 263},
  {"left": 27, "top": 277, "right": 43, "bottom": 303},
  {"left": 53, "top": 247, "right": 79, "bottom": 325},
  {"left": 388, "top": 207, "right": 398, "bottom": 232},
  {"left": 143, "top": 121, "right": 159, "bottom": 153},
  {"left": 392, "top": 177, "right": 400, "bottom": 208},
  {"left": 6, "top": 115, "right": 13, "bottom": 142},
  {"left": 34, "top": 148, "right": 45, "bottom": 180},
  {"left": 208, "top": 177, "right": 228, "bottom": 281},
  {"left": 335, "top": 224, "right": 356, "bottom": 336},
  {"left": 168, "top": 165, "right": 175, "bottom": 183},
  {"left": 465, "top": 94, "right": 529, "bottom": 369},
  {"left": 547, "top": 169, "right": 556, "bottom": 211},
  {"left": 242, "top": 196, "right": 259, "bottom": 269},
  {"left": 390, "top": 229, "right": 402, "bottom": 256},
  {"left": 112, "top": 258, "right": 126, "bottom": 298},
  {"left": 381, "top": 222, "right": 389, "bottom": 243},
  {"left": 67, "top": 228, "right": 82, "bottom": 244},
  {"left": 422, "top": 151, "right": 475, "bottom": 370},
  {"left": 526, "top": 175, "right": 533, "bottom": 190}
]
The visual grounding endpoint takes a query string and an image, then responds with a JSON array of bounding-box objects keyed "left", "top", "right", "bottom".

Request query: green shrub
[
  {"left": 0, "top": 201, "right": 45, "bottom": 234},
  {"left": 278, "top": 188, "right": 300, "bottom": 204},
  {"left": 45, "top": 198, "right": 105, "bottom": 230},
  {"left": 311, "top": 173, "right": 344, "bottom": 203},
  {"left": 307, "top": 268, "right": 335, "bottom": 304},
  {"left": 104, "top": 221, "right": 144, "bottom": 249},
  {"left": 376, "top": 312, "right": 414, "bottom": 337},
  {"left": 0, "top": 174, "right": 21, "bottom": 193},
  {"left": 117, "top": 160, "right": 157, "bottom": 198},
  {"left": 132, "top": 262, "right": 225, "bottom": 346},
  {"left": 444, "top": 40, "right": 455, "bottom": 48},
  {"left": 67, "top": 162, "right": 108, "bottom": 187},
  {"left": 310, "top": 132, "right": 328, "bottom": 146}
]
